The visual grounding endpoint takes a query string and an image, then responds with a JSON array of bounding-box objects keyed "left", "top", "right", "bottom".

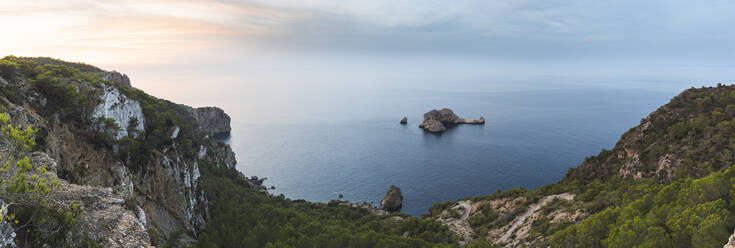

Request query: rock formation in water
[
  {"left": 380, "top": 185, "right": 403, "bottom": 211},
  {"left": 400, "top": 117, "right": 408, "bottom": 124},
  {"left": 418, "top": 108, "right": 484, "bottom": 133}
]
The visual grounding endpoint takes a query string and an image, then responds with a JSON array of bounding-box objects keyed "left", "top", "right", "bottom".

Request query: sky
[
  {"left": 1, "top": 0, "right": 735, "bottom": 108},
  {"left": 3, "top": 0, "right": 735, "bottom": 64}
]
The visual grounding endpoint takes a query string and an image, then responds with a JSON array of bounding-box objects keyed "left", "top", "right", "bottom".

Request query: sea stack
[
  {"left": 380, "top": 185, "right": 403, "bottom": 211},
  {"left": 418, "top": 108, "right": 484, "bottom": 133},
  {"left": 400, "top": 117, "right": 408, "bottom": 124}
]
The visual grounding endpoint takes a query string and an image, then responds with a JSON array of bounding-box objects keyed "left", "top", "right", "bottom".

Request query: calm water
[{"left": 224, "top": 87, "right": 673, "bottom": 216}]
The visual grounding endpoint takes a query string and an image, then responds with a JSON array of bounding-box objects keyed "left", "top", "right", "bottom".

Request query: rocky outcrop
[
  {"left": 102, "top": 71, "right": 132, "bottom": 88},
  {"left": 380, "top": 185, "right": 403, "bottom": 211},
  {"left": 400, "top": 117, "right": 408, "bottom": 124},
  {"left": 50, "top": 180, "right": 153, "bottom": 247},
  {"left": 185, "top": 106, "right": 231, "bottom": 136},
  {"left": 419, "top": 108, "right": 484, "bottom": 133},
  {"left": 433, "top": 193, "right": 580, "bottom": 247}
]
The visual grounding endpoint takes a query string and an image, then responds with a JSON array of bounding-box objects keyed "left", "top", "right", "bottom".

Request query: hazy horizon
[{"left": 3, "top": 1, "right": 735, "bottom": 126}]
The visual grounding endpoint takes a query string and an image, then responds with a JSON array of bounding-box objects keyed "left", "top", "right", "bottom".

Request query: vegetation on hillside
[
  {"left": 195, "top": 162, "right": 459, "bottom": 248},
  {"left": 567, "top": 85, "right": 735, "bottom": 182},
  {"left": 0, "top": 112, "right": 99, "bottom": 247}
]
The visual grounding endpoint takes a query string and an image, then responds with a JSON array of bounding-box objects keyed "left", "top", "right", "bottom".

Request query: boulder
[
  {"left": 419, "top": 108, "right": 484, "bottom": 133},
  {"left": 400, "top": 117, "right": 408, "bottom": 124},
  {"left": 380, "top": 185, "right": 403, "bottom": 211}
]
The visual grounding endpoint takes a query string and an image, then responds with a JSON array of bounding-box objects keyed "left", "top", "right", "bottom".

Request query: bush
[{"left": 0, "top": 59, "right": 19, "bottom": 79}]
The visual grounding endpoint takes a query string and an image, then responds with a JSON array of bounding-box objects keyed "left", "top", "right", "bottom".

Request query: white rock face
[
  {"left": 119, "top": 165, "right": 134, "bottom": 195},
  {"left": 136, "top": 205, "right": 147, "bottom": 230},
  {"left": 171, "top": 126, "right": 180, "bottom": 139},
  {"left": 198, "top": 145, "right": 207, "bottom": 159},
  {"left": 92, "top": 85, "right": 145, "bottom": 139}
]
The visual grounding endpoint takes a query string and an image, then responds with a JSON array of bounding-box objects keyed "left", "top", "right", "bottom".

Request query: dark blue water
[{"left": 226, "top": 88, "right": 674, "bottom": 216}]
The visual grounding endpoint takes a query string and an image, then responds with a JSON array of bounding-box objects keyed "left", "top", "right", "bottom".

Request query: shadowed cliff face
[{"left": 0, "top": 56, "right": 239, "bottom": 245}]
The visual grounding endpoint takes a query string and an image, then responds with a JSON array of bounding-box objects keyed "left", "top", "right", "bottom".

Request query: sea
[{"left": 222, "top": 87, "right": 673, "bottom": 216}]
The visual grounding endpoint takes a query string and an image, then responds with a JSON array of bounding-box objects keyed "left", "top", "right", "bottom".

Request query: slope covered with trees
[{"left": 425, "top": 85, "right": 735, "bottom": 247}]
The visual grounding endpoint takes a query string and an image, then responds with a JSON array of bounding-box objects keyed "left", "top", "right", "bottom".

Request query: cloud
[{"left": 235, "top": 0, "right": 735, "bottom": 61}]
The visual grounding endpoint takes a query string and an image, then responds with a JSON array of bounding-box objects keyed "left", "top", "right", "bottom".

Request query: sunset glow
[{"left": 0, "top": 0, "right": 301, "bottom": 66}]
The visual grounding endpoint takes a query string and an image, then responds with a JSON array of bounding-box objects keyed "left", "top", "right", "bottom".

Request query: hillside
[{"left": 425, "top": 85, "right": 735, "bottom": 247}]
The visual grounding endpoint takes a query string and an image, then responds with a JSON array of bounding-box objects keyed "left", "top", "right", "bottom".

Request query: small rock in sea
[
  {"left": 380, "top": 185, "right": 403, "bottom": 211},
  {"left": 400, "top": 117, "right": 408, "bottom": 124},
  {"left": 338, "top": 194, "right": 344, "bottom": 198},
  {"left": 270, "top": 186, "right": 276, "bottom": 190}
]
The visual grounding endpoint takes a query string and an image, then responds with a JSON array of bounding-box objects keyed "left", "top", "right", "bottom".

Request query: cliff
[{"left": 0, "top": 56, "right": 243, "bottom": 246}]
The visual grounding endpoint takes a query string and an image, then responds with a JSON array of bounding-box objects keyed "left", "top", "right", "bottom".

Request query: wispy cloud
[{"left": 1, "top": 0, "right": 734, "bottom": 67}]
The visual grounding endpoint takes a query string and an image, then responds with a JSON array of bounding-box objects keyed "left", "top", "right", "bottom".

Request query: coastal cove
[{"left": 219, "top": 87, "right": 674, "bottom": 216}]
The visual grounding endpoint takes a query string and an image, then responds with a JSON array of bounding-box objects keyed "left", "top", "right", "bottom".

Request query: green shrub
[{"left": 0, "top": 59, "right": 19, "bottom": 79}]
